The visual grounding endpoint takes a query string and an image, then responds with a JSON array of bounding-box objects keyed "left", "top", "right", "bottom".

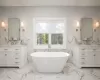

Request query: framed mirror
[
  {"left": 8, "top": 18, "right": 20, "bottom": 41},
  {"left": 80, "top": 18, "right": 93, "bottom": 41},
  {"left": 93, "top": 27, "right": 100, "bottom": 43}
]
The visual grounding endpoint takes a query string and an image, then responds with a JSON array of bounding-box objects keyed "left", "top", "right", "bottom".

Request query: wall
[
  {"left": 0, "top": 0, "right": 100, "bottom": 6},
  {"left": 0, "top": 6, "right": 99, "bottom": 61}
]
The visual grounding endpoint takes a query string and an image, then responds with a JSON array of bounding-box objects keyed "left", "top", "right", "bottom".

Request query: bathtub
[{"left": 30, "top": 52, "right": 69, "bottom": 73}]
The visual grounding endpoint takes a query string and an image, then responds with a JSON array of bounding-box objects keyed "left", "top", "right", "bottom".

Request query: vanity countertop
[{"left": 0, "top": 45, "right": 27, "bottom": 47}]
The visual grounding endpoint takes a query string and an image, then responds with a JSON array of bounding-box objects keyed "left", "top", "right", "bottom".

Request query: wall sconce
[
  {"left": 1, "top": 21, "right": 7, "bottom": 31},
  {"left": 75, "top": 21, "right": 80, "bottom": 32},
  {"left": 21, "top": 22, "right": 24, "bottom": 27},
  {"left": 1, "top": 22, "right": 6, "bottom": 27},
  {"left": 21, "top": 21, "right": 25, "bottom": 32},
  {"left": 93, "top": 21, "right": 99, "bottom": 32},
  {"left": 94, "top": 21, "right": 99, "bottom": 29},
  {"left": 95, "top": 22, "right": 99, "bottom": 28},
  {"left": 76, "top": 21, "right": 80, "bottom": 28}
]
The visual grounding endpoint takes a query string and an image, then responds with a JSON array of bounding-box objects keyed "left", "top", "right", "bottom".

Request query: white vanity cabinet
[
  {"left": 0, "top": 46, "right": 27, "bottom": 68},
  {"left": 73, "top": 46, "right": 100, "bottom": 68}
]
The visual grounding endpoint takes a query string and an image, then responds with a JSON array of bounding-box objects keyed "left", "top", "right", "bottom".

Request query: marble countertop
[{"left": 0, "top": 45, "right": 27, "bottom": 47}]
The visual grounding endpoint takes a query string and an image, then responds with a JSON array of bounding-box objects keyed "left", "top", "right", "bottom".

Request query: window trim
[{"left": 33, "top": 18, "right": 67, "bottom": 49}]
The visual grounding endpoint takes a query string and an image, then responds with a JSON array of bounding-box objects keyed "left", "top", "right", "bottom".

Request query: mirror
[
  {"left": 93, "top": 27, "right": 100, "bottom": 43},
  {"left": 8, "top": 18, "right": 20, "bottom": 41},
  {"left": 96, "top": 27, "right": 100, "bottom": 43},
  {"left": 80, "top": 18, "right": 93, "bottom": 41}
]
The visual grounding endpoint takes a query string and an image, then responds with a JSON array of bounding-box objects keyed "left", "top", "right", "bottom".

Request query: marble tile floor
[{"left": 0, "top": 63, "right": 100, "bottom": 80}]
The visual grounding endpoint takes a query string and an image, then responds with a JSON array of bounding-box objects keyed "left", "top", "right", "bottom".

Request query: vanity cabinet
[
  {"left": 73, "top": 46, "right": 100, "bottom": 68},
  {"left": 0, "top": 46, "right": 27, "bottom": 68}
]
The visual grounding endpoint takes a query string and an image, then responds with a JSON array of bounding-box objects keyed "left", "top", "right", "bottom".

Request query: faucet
[{"left": 48, "top": 44, "right": 51, "bottom": 52}]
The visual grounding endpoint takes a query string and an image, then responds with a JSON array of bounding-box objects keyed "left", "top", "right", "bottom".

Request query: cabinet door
[
  {"left": 0, "top": 51, "right": 6, "bottom": 65},
  {"left": 6, "top": 51, "right": 15, "bottom": 65},
  {"left": 94, "top": 50, "right": 100, "bottom": 65},
  {"left": 85, "top": 50, "right": 94, "bottom": 65}
]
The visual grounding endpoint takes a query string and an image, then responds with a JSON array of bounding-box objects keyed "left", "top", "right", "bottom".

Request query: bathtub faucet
[
  {"left": 48, "top": 44, "right": 51, "bottom": 52},
  {"left": 48, "top": 44, "right": 51, "bottom": 48}
]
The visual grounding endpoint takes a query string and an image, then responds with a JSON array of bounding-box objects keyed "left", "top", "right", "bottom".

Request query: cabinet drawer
[
  {"left": 14, "top": 48, "right": 20, "bottom": 51},
  {"left": 15, "top": 57, "right": 20, "bottom": 59},
  {"left": 14, "top": 51, "right": 20, "bottom": 56},
  {"left": 15, "top": 60, "right": 20, "bottom": 63},
  {"left": 15, "top": 57, "right": 20, "bottom": 60},
  {"left": 14, "top": 62, "right": 20, "bottom": 65},
  {"left": 80, "top": 57, "right": 85, "bottom": 60},
  {"left": 80, "top": 52, "right": 87, "bottom": 57},
  {"left": 15, "top": 52, "right": 20, "bottom": 55},
  {"left": 80, "top": 59, "right": 86, "bottom": 64},
  {"left": 80, "top": 48, "right": 86, "bottom": 50},
  {"left": 15, "top": 55, "right": 20, "bottom": 58},
  {"left": 80, "top": 62, "right": 86, "bottom": 65},
  {"left": 15, "top": 53, "right": 20, "bottom": 58},
  {"left": 4, "top": 49, "right": 8, "bottom": 51}
]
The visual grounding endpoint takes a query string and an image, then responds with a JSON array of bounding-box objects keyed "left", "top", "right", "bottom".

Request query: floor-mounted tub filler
[{"left": 30, "top": 52, "right": 69, "bottom": 73}]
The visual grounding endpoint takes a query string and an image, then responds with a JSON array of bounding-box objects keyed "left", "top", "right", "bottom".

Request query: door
[{"left": 94, "top": 50, "right": 100, "bottom": 65}]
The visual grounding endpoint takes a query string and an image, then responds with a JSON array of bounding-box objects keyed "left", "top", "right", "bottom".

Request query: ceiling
[{"left": 0, "top": 0, "right": 100, "bottom": 6}]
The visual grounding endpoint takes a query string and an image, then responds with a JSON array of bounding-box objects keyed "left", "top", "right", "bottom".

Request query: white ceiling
[{"left": 0, "top": 0, "right": 100, "bottom": 6}]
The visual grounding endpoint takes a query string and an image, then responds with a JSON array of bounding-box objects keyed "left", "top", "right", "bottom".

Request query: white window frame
[{"left": 33, "top": 18, "right": 67, "bottom": 49}]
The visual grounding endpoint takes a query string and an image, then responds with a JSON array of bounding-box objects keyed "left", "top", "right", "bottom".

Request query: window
[
  {"left": 51, "top": 34, "right": 63, "bottom": 45},
  {"left": 37, "top": 34, "right": 48, "bottom": 45},
  {"left": 33, "top": 18, "right": 66, "bottom": 49}
]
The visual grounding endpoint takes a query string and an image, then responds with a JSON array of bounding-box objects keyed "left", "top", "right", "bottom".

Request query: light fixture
[
  {"left": 21, "top": 21, "right": 26, "bottom": 32},
  {"left": 21, "top": 22, "right": 24, "bottom": 27},
  {"left": 76, "top": 21, "right": 80, "bottom": 27},
  {"left": 1, "top": 22, "right": 6, "bottom": 27},
  {"left": 93, "top": 20, "right": 100, "bottom": 29},
  {"left": 95, "top": 22, "right": 99, "bottom": 28}
]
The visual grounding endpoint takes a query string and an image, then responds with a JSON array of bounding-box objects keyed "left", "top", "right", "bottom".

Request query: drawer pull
[
  {"left": 15, "top": 49, "right": 19, "bottom": 50},
  {"left": 16, "top": 53, "right": 19, "bottom": 54},
  {"left": 82, "top": 48, "right": 85, "bottom": 50},
  {"left": 93, "top": 49, "right": 96, "bottom": 51},
  {"left": 81, "top": 62, "right": 85, "bottom": 64},
  {"left": 5, "top": 54, "right": 7, "bottom": 56},
  {"left": 81, "top": 54, "right": 85, "bottom": 55},
  {"left": 81, "top": 58, "right": 85, "bottom": 59},
  {"left": 15, "top": 58, "right": 19, "bottom": 59},
  {"left": 4, "top": 49, "right": 8, "bottom": 50},
  {"left": 15, "top": 62, "right": 19, "bottom": 64}
]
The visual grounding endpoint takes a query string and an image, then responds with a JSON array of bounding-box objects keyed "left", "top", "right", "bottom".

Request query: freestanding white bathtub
[{"left": 30, "top": 52, "right": 69, "bottom": 73}]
